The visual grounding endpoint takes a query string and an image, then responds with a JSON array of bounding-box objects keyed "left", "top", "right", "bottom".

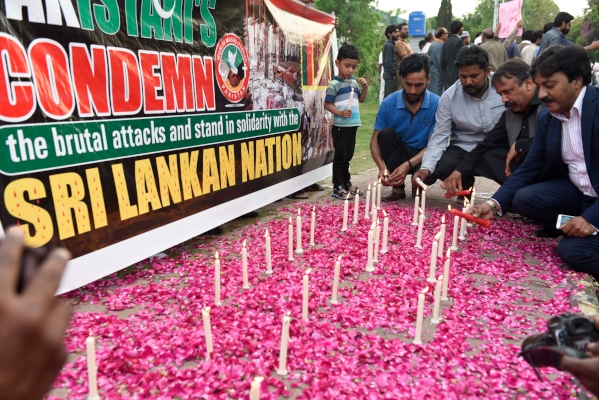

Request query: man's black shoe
[
  {"left": 522, "top": 217, "right": 537, "bottom": 225},
  {"left": 535, "top": 228, "right": 561, "bottom": 238}
]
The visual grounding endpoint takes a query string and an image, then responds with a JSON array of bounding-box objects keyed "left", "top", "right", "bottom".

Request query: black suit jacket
[
  {"left": 493, "top": 86, "right": 599, "bottom": 227},
  {"left": 441, "top": 35, "right": 463, "bottom": 89}
]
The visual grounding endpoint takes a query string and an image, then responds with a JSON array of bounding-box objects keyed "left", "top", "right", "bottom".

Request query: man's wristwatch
[{"left": 485, "top": 200, "right": 498, "bottom": 216}]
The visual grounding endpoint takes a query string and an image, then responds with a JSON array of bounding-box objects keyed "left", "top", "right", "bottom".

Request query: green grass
[{"left": 352, "top": 101, "right": 379, "bottom": 175}]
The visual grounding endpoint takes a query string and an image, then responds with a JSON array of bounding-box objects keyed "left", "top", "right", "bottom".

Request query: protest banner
[
  {"left": 0, "top": 0, "right": 335, "bottom": 293},
  {"left": 498, "top": 0, "right": 523, "bottom": 38}
]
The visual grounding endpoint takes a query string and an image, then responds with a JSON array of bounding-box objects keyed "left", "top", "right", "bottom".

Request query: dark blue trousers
[{"left": 512, "top": 178, "right": 599, "bottom": 280}]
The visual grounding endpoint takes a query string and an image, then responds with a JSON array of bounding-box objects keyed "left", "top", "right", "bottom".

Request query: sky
[{"left": 376, "top": 0, "right": 588, "bottom": 20}]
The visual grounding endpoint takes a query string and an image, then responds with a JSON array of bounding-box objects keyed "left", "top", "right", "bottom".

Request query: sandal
[
  {"left": 306, "top": 183, "right": 325, "bottom": 192},
  {"left": 348, "top": 185, "right": 364, "bottom": 196},
  {"left": 332, "top": 187, "right": 354, "bottom": 200},
  {"left": 287, "top": 190, "right": 309, "bottom": 199}
]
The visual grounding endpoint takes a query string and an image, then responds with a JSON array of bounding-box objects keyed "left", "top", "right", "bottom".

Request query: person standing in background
[
  {"left": 395, "top": 22, "right": 413, "bottom": 91},
  {"left": 382, "top": 25, "right": 399, "bottom": 98},
  {"left": 428, "top": 27, "right": 448, "bottom": 96},
  {"left": 421, "top": 32, "right": 435, "bottom": 54},
  {"left": 441, "top": 20, "right": 465, "bottom": 90}
]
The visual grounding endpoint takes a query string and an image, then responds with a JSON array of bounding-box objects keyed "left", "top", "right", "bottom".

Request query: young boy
[{"left": 325, "top": 43, "right": 368, "bottom": 200}]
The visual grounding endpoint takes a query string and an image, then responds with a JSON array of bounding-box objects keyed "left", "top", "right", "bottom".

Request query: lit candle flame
[
  {"left": 377, "top": 218, "right": 380, "bottom": 224},
  {"left": 448, "top": 205, "right": 452, "bottom": 211},
  {"left": 463, "top": 198, "right": 468, "bottom": 207},
  {"left": 204, "top": 306, "right": 211, "bottom": 313},
  {"left": 285, "top": 311, "right": 291, "bottom": 317},
  {"left": 215, "top": 251, "right": 219, "bottom": 259},
  {"left": 298, "top": 209, "right": 301, "bottom": 216},
  {"left": 345, "top": 193, "right": 350, "bottom": 200},
  {"left": 254, "top": 376, "right": 264, "bottom": 383},
  {"left": 289, "top": 216, "right": 292, "bottom": 224},
  {"left": 435, "top": 232, "right": 441, "bottom": 240},
  {"left": 419, "top": 207, "right": 423, "bottom": 213},
  {"left": 446, "top": 249, "right": 451, "bottom": 258},
  {"left": 438, "top": 274, "right": 443, "bottom": 281},
  {"left": 368, "top": 183, "right": 371, "bottom": 190},
  {"left": 265, "top": 228, "right": 269, "bottom": 237},
  {"left": 312, "top": 205, "right": 315, "bottom": 212},
  {"left": 442, "top": 215, "right": 445, "bottom": 223},
  {"left": 243, "top": 239, "right": 247, "bottom": 247},
  {"left": 469, "top": 187, "right": 473, "bottom": 192},
  {"left": 383, "top": 209, "right": 387, "bottom": 217},
  {"left": 338, "top": 255, "right": 342, "bottom": 261},
  {"left": 422, "top": 287, "right": 429, "bottom": 294},
  {"left": 416, "top": 188, "right": 420, "bottom": 196},
  {"left": 305, "top": 269, "right": 312, "bottom": 275},
  {"left": 378, "top": 177, "right": 381, "bottom": 183}
]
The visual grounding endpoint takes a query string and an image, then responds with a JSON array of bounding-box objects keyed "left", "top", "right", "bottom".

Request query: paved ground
[{"left": 49, "top": 169, "right": 599, "bottom": 399}]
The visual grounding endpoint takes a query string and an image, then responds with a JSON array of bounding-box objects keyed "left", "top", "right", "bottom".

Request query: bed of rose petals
[{"left": 48, "top": 200, "right": 588, "bottom": 399}]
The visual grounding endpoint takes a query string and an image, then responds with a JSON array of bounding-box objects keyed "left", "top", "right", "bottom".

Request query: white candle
[
  {"left": 371, "top": 206, "right": 377, "bottom": 226},
  {"left": 413, "top": 287, "right": 429, "bottom": 345},
  {"left": 431, "top": 275, "right": 443, "bottom": 324},
  {"left": 341, "top": 194, "right": 349, "bottom": 232},
  {"left": 376, "top": 178, "right": 382, "bottom": 209},
  {"left": 420, "top": 189, "right": 427, "bottom": 218},
  {"left": 470, "top": 187, "right": 476, "bottom": 208},
  {"left": 250, "top": 377, "right": 264, "bottom": 400},
  {"left": 365, "top": 184, "right": 371, "bottom": 220},
  {"left": 242, "top": 240, "right": 249, "bottom": 289},
  {"left": 412, "top": 188, "right": 420, "bottom": 226},
  {"left": 441, "top": 249, "right": 451, "bottom": 301},
  {"left": 459, "top": 200, "right": 469, "bottom": 241},
  {"left": 215, "top": 251, "right": 222, "bottom": 305},
  {"left": 331, "top": 255, "right": 341, "bottom": 305},
  {"left": 415, "top": 176, "right": 428, "bottom": 190},
  {"left": 310, "top": 206, "right": 316, "bottom": 246},
  {"left": 277, "top": 313, "right": 291, "bottom": 375},
  {"left": 265, "top": 230, "right": 273, "bottom": 275},
  {"left": 365, "top": 226, "right": 375, "bottom": 272},
  {"left": 437, "top": 216, "right": 446, "bottom": 258},
  {"left": 202, "top": 307, "right": 214, "bottom": 358},
  {"left": 352, "top": 190, "right": 359, "bottom": 224},
  {"left": 86, "top": 332, "right": 99, "bottom": 400},
  {"left": 288, "top": 217, "right": 294, "bottom": 261},
  {"left": 302, "top": 269, "right": 311, "bottom": 320},
  {"left": 450, "top": 214, "right": 459, "bottom": 251},
  {"left": 381, "top": 210, "right": 389, "bottom": 254},
  {"left": 427, "top": 232, "right": 441, "bottom": 283},
  {"left": 348, "top": 86, "right": 354, "bottom": 104},
  {"left": 373, "top": 219, "right": 381, "bottom": 263},
  {"left": 371, "top": 181, "right": 377, "bottom": 210},
  {"left": 415, "top": 210, "right": 424, "bottom": 249},
  {"left": 295, "top": 209, "right": 304, "bottom": 255}
]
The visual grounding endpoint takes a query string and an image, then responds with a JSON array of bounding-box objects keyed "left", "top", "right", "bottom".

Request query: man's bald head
[{"left": 481, "top": 28, "right": 494, "bottom": 43}]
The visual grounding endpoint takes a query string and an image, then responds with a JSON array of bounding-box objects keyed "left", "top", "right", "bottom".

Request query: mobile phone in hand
[{"left": 556, "top": 214, "right": 598, "bottom": 235}]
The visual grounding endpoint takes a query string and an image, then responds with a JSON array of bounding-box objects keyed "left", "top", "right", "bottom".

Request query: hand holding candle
[
  {"left": 444, "top": 189, "right": 471, "bottom": 199},
  {"left": 448, "top": 205, "right": 491, "bottom": 228}
]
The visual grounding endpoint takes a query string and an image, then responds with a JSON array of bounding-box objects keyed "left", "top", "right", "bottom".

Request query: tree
[
  {"left": 316, "top": 0, "right": 390, "bottom": 101},
  {"left": 427, "top": 16, "right": 438, "bottom": 31},
  {"left": 436, "top": 0, "right": 453, "bottom": 31},
  {"left": 461, "top": 0, "right": 559, "bottom": 35}
]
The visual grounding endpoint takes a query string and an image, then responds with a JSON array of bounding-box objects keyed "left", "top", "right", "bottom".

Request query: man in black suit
[
  {"left": 441, "top": 20, "right": 465, "bottom": 90},
  {"left": 471, "top": 45, "right": 599, "bottom": 280}
]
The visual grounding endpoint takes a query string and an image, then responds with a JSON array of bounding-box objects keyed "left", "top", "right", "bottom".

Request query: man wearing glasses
[{"left": 427, "top": 27, "right": 448, "bottom": 96}]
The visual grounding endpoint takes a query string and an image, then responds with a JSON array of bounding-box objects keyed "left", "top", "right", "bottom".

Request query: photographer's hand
[
  {"left": 562, "top": 316, "right": 599, "bottom": 397},
  {"left": 0, "top": 229, "right": 72, "bottom": 400}
]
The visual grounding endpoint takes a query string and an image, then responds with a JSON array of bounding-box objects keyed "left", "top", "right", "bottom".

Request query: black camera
[{"left": 520, "top": 313, "right": 599, "bottom": 379}]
